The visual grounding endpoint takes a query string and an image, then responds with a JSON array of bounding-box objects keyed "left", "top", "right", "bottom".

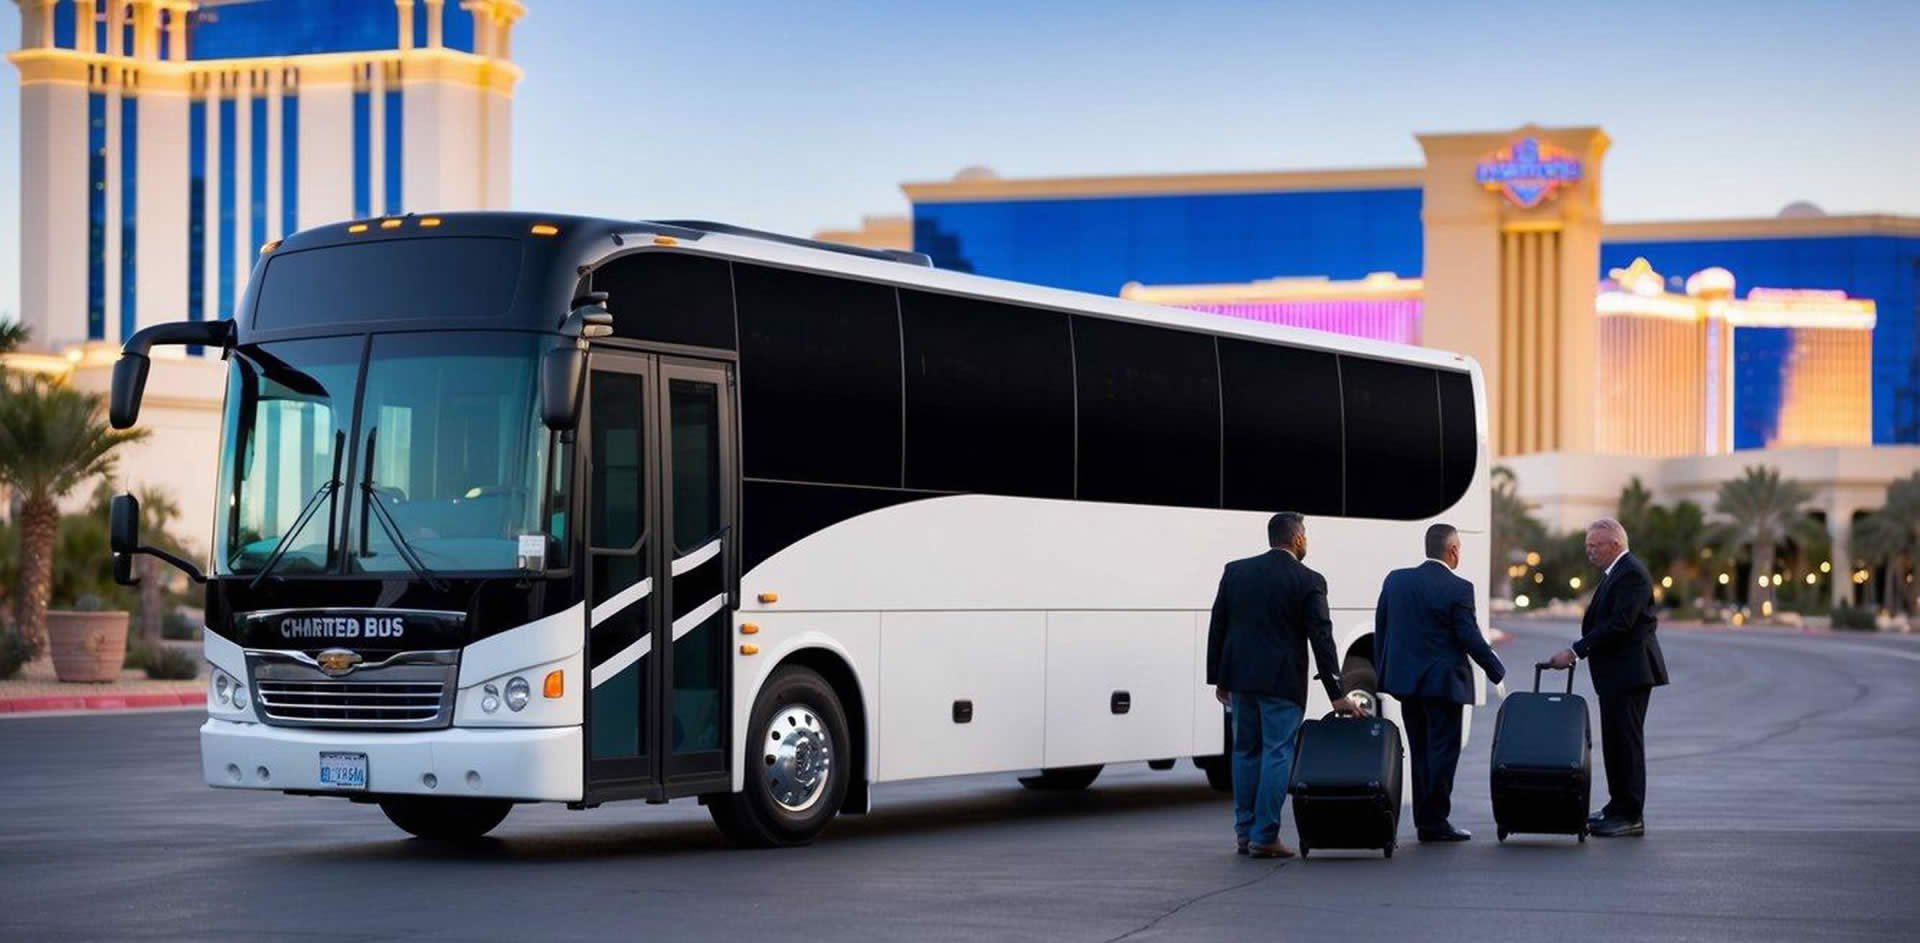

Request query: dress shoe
[
  {"left": 1247, "top": 841, "right": 1295, "bottom": 859},
  {"left": 1591, "top": 817, "right": 1645, "bottom": 837},
  {"left": 1587, "top": 812, "right": 1608, "bottom": 829},
  {"left": 1236, "top": 838, "right": 1249, "bottom": 855},
  {"left": 1417, "top": 826, "right": 1472, "bottom": 842}
]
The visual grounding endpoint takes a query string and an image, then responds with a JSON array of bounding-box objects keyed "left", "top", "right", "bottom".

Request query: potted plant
[
  {"left": 0, "top": 371, "right": 145, "bottom": 658},
  {"left": 47, "top": 592, "right": 130, "bottom": 683}
]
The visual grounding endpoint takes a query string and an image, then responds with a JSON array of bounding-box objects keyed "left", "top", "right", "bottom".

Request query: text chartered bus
[{"left": 108, "top": 213, "right": 1491, "bottom": 845}]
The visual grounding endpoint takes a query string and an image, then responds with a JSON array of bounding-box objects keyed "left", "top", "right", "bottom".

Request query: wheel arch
[{"left": 763, "top": 646, "right": 871, "bottom": 815}]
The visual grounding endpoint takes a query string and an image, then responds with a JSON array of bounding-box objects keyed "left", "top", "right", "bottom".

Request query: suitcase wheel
[
  {"left": 1300, "top": 846, "right": 1311, "bottom": 859},
  {"left": 1497, "top": 828, "right": 1507, "bottom": 843},
  {"left": 1578, "top": 830, "right": 1587, "bottom": 843},
  {"left": 1383, "top": 844, "right": 1394, "bottom": 859}
]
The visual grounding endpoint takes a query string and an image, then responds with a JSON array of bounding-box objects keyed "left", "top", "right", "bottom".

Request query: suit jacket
[
  {"left": 1206, "top": 548, "right": 1345, "bottom": 705},
  {"left": 1374, "top": 559, "right": 1506, "bottom": 704},
  {"left": 1573, "top": 552, "right": 1670, "bottom": 695}
]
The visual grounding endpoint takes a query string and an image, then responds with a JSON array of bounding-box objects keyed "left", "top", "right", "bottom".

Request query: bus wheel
[
  {"left": 378, "top": 797, "right": 512, "bottom": 841},
  {"left": 1017, "top": 765, "right": 1102, "bottom": 791},
  {"left": 709, "top": 665, "right": 851, "bottom": 848},
  {"left": 1193, "top": 756, "right": 1233, "bottom": 793}
]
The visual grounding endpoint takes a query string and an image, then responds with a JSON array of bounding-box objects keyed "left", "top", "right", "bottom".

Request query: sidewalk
[{"left": 1, "top": 656, "right": 206, "bottom": 715}]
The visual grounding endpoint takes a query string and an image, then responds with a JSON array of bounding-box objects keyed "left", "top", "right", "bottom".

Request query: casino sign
[{"left": 1474, "top": 137, "right": 1583, "bottom": 209}]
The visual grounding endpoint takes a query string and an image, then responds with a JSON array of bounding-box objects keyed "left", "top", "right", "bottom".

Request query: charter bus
[{"left": 107, "top": 212, "right": 1490, "bottom": 845}]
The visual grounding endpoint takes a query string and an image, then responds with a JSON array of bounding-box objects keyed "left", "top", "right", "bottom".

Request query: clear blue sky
[{"left": 3, "top": 0, "right": 1918, "bottom": 322}]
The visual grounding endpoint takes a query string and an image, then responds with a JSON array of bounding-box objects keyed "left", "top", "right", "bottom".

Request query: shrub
[
  {"left": 1830, "top": 605, "right": 1878, "bottom": 631},
  {"left": 139, "top": 645, "right": 199, "bottom": 680},
  {"left": 161, "top": 610, "right": 200, "bottom": 640},
  {"left": 123, "top": 644, "right": 148, "bottom": 671},
  {"left": 0, "top": 631, "right": 37, "bottom": 680}
]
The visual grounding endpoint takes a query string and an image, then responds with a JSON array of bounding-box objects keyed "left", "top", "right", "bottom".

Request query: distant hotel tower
[
  {"left": 11, "top": 0, "right": 524, "bottom": 352},
  {"left": 1596, "top": 259, "right": 1875, "bottom": 456}
]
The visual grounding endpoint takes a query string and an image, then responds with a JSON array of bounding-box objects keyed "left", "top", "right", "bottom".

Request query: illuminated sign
[{"left": 1474, "top": 137, "right": 1583, "bottom": 209}]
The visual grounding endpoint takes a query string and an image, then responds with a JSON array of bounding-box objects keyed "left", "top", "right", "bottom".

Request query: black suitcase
[
  {"left": 1490, "top": 663, "right": 1592, "bottom": 842},
  {"left": 1288, "top": 711, "right": 1403, "bottom": 858}
]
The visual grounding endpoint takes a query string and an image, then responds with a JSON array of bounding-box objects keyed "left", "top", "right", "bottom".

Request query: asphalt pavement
[{"left": 3, "top": 619, "right": 1918, "bottom": 942}]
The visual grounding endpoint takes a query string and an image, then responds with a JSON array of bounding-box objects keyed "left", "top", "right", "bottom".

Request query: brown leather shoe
[{"left": 1248, "top": 841, "right": 1295, "bottom": 859}]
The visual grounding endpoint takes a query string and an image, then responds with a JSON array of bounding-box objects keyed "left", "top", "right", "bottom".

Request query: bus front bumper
[{"left": 201, "top": 719, "right": 583, "bottom": 802}]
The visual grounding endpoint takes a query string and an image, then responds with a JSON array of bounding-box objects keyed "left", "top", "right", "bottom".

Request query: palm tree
[
  {"left": 0, "top": 374, "right": 146, "bottom": 652},
  {"left": 1854, "top": 473, "right": 1920, "bottom": 616},
  {"left": 135, "top": 485, "right": 185, "bottom": 642},
  {"left": 1616, "top": 477, "right": 1655, "bottom": 546},
  {"left": 1713, "top": 465, "right": 1822, "bottom": 615},
  {"left": 0, "top": 319, "right": 26, "bottom": 354},
  {"left": 1490, "top": 465, "right": 1546, "bottom": 594},
  {"left": 1644, "top": 499, "right": 1707, "bottom": 604}
]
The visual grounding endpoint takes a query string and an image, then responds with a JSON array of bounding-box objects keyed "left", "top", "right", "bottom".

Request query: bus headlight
[
  {"left": 482, "top": 683, "right": 501, "bottom": 714},
  {"left": 230, "top": 683, "right": 249, "bottom": 710},
  {"left": 214, "top": 672, "right": 231, "bottom": 704},
  {"left": 505, "top": 677, "right": 530, "bottom": 712}
]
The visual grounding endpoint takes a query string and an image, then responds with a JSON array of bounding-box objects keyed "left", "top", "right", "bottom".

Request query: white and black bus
[{"left": 108, "top": 213, "right": 1489, "bottom": 845}]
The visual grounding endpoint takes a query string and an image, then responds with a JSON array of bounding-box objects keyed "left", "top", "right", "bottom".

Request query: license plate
[{"left": 318, "top": 752, "right": 368, "bottom": 790}]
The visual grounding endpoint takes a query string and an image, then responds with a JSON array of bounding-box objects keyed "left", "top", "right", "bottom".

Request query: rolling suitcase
[
  {"left": 1287, "top": 711, "right": 1403, "bottom": 858},
  {"left": 1490, "top": 663, "right": 1592, "bottom": 842}
]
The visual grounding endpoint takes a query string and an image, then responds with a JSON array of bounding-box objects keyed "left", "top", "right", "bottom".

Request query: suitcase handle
[{"left": 1533, "top": 662, "right": 1575, "bottom": 694}]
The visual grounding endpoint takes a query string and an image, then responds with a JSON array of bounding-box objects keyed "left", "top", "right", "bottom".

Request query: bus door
[{"left": 583, "top": 352, "right": 736, "bottom": 799}]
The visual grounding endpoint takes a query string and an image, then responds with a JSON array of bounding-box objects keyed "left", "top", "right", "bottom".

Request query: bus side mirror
[
  {"left": 110, "top": 493, "right": 140, "bottom": 555},
  {"left": 110, "top": 491, "right": 208, "bottom": 586},
  {"left": 111, "top": 319, "right": 236, "bottom": 429},
  {"left": 541, "top": 347, "right": 585, "bottom": 432}
]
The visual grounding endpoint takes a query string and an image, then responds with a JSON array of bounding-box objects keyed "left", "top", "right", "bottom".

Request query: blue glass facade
[
  {"left": 187, "top": 0, "right": 477, "bottom": 59},
  {"left": 1730, "top": 327, "right": 1792, "bottom": 449},
  {"left": 1603, "top": 236, "right": 1920, "bottom": 445},
  {"left": 913, "top": 188, "right": 1425, "bottom": 297},
  {"left": 384, "top": 87, "right": 404, "bottom": 215},
  {"left": 188, "top": 98, "right": 206, "bottom": 331},
  {"left": 87, "top": 90, "right": 107, "bottom": 341},
  {"left": 352, "top": 89, "right": 371, "bottom": 218},
  {"left": 218, "top": 97, "right": 237, "bottom": 319},
  {"left": 249, "top": 96, "right": 268, "bottom": 258},
  {"left": 282, "top": 94, "right": 299, "bottom": 236},
  {"left": 120, "top": 93, "right": 138, "bottom": 341}
]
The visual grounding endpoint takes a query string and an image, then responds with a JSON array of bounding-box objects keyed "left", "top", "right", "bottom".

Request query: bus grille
[
  {"left": 246, "top": 650, "right": 458, "bottom": 730},
  {"left": 257, "top": 680, "right": 447, "bottom": 726}
]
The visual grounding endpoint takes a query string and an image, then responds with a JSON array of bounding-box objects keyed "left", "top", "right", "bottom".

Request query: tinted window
[
  {"left": 1072, "top": 316, "right": 1219, "bottom": 508},
  {"left": 1342, "top": 356, "right": 1443, "bottom": 520},
  {"left": 593, "top": 251, "right": 736, "bottom": 350},
  {"left": 253, "top": 237, "right": 522, "bottom": 329},
  {"left": 735, "top": 265, "right": 901, "bottom": 487},
  {"left": 1217, "top": 339, "right": 1343, "bottom": 515},
  {"left": 669, "top": 378, "right": 723, "bottom": 550},
  {"left": 588, "top": 370, "right": 645, "bottom": 551},
  {"left": 1438, "top": 370, "right": 1478, "bottom": 510},
  {"left": 900, "top": 291, "right": 1074, "bottom": 498}
]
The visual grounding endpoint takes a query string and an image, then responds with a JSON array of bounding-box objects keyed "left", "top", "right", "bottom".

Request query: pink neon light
[
  {"left": 1747, "top": 287, "right": 1849, "bottom": 301},
  {"left": 1179, "top": 299, "right": 1424, "bottom": 345}
]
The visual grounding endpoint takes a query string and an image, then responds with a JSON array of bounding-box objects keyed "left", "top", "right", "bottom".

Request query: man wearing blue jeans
[{"left": 1207, "top": 512, "right": 1365, "bottom": 858}]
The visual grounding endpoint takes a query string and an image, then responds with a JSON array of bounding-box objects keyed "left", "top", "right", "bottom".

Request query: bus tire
[
  {"left": 709, "top": 665, "right": 851, "bottom": 848},
  {"left": 1017, "top": 765, "right": 1102, "bottom": 791},
  {"left": 1194, "top": 755, "right": 1233, "bottom": 793},
  {"left": 377, "top": 796, "right": 512, "bottom": 841}
]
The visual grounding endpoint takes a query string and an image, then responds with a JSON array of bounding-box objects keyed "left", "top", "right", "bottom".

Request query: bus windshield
[{"left": 215, "top": 331, "right": 568, "bottom": 576}]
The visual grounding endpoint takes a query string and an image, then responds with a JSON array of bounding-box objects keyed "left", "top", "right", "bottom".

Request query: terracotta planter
[{"left": 47, "top": 610, "right": 131, "bottom": 683}]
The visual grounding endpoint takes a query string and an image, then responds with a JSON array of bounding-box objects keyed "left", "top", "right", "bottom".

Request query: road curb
[{"left": 0, "top": 691, "right": 206, "bottom": 714}]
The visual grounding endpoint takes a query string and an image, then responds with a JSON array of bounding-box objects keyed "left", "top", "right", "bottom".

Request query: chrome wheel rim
[{"left": 763, "top": 704, "right": 832, "bottom": 813}]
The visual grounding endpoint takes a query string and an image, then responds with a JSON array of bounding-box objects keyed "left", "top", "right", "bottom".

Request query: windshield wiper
[
  {"left": 248, "top": 430, "right": 345, "bottom": 590},
  {"left": 358, "top": 427, "right": 449, "bottom": 591}
]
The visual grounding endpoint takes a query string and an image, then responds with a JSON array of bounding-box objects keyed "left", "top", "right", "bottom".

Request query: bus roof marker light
[
  {"left": 653, "top": 235, "right": 678, "bottom": 247},
  {"left": 347, "top": 223, "right": 369, "bottom": 234},
  {"left": 418, "top": 217, "right": 442, "bottom": 228},
  {"left": 530, "top": 223, "right": 560, "bottom": 237},
  {"left": 258, "top": 240, "right": 280, "bottom": 255},
  {"left": 380, "top": 219, "right": 402, "bottom": 230}
]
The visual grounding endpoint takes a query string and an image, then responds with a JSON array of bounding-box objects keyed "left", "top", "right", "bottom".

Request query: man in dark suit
[
  {"left": 1546, "top": 517, "right": 1669, "bottom": 837},
  {"left": 1207, "top": 512, "right": 1366, "bottom": 859},
  {"left": 1375, "top": 523, "right": 1507, "bottom": 842}
]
